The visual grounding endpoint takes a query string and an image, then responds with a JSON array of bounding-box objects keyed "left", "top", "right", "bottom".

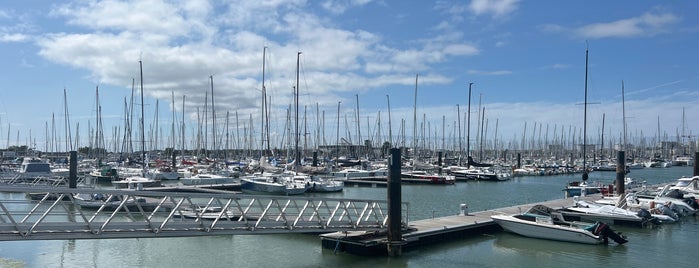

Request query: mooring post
[
  {"left": 387, "top": 148, "right": 403, "bottom": 257},
  {"left": 312, "top": 151, "right": 318, "bottom": 167},
  {"left": 437, "top": 151, "right": 443, "bottom": 175},
  {"left": 172, "top": 150, "right": 177, "bottom": 171},
  {"left": 694, "top": 152, "right": 699, "bottom": 176},
  {"left": 516, "top": 153, "right": 521, "bottom": 169},
  {"left": 69, "top": 151, "right": 77, "bottom": 189},
  {"left": 615, "top": 151, "right": 625, "bottom": 196}
]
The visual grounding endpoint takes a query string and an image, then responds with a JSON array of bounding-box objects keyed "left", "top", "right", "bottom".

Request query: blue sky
[{"left": 0, "top": 0, "right": 697, "bottom": 153}]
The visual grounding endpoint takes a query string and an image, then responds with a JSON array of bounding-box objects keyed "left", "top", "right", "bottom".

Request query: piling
[
  {"left": 615, "top": 151, "right": 625, "bottom": 195},
  {"left": 694, "top": 152, "right": 699, "bottom": 176},
  {"left": 312, "top": 151, "right": 318, "bottom": 167},
  {"left": 387, "top": 148, "right": 403, "bottom": 257},
  {"left": 172, "top": 150, "right": 177, "bottom": 171},
  {"left": 437, "top": 152, "right": 443, "bottom": 175},
  {"left": 69, "top": 151, "right": 77, "bottom": 189},
  {"left": 516, "top": 153, "right": 521, "bottom": 169}
]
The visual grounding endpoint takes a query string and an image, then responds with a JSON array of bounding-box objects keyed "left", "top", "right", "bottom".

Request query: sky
[{"left": 0, "top": 0, "right": 698, "bottom": 154}]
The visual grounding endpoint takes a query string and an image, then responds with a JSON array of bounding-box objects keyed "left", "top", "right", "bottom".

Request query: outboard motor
[
  {"left": 591, "top": 222, "right": 628, "bottom": 245},
  {"left": 682, "top": 197, "right": 699, "bottom": 210}
]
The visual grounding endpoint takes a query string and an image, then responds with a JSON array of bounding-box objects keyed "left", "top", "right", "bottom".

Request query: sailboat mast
[
  {"left": 413, "top": 74, "right": 418, "bottom": 155},
  {"left": 295, "top": 51, "right": 301, "bottom": 167},
  {"left": 139, "top": 60, "right": 146, "bottom": 170},
  {"left": 582, "top": 48, "right": 589, "bottom": 180},
  {"left": 622, "top": 80, "right": 627, "bottom": 151},
  {"left": 210, "top": 75, "right": 216, "bottom": 160},
  {"left": 386, "top": 95, "right": 392, "bottom": 147},
  {"left": 467, "top": 82, "right": 473, "bottom": 167},
  {"left": 261, "top": 46, "right": 268, "bottom": 155}
]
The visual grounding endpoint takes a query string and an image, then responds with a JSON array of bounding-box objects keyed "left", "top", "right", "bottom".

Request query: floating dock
[{"left": 321, "top": 195, "right": 600, "bottom": 256}]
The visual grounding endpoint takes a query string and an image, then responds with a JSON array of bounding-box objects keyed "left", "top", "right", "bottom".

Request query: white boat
[
  {"left": 180, "top": 173, "right": 236, "bottom": 185},
  {"left": 292, "top": 173, "right": 345, "bottom": 193},
  {"left": 112, "top": 175, "right": 162, "bottom": 189},
  {"left": 671, "top": 156, "right": 694, "bottom": 166},
  {"left": 401, "top": 170, "right": 455, "bottom": 184},
  {"left": 306, "top": 176, "right": 344, "bottom": 193},
  {"left": 668, "top": 176, "right": 699, "bottom": 196},
  {"left": 560, "top": 197, "right": 671, "bottom": 226},
  {"left": 330, "top": 168, "right": 388, "bottom": 179},
  {"left": 240, "top": 174, "right": 307, "bottom": 195},
  {"left": 632, "top": 185, "right": 698, "bottom": 217},
  {"left": 491, "top": 205, "right": 628, "bottom": 245}
]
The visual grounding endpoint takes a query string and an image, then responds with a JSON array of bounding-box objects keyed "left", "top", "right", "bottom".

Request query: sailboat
[
  {"left": 563, "top": 47, "right": 602, "bottom": 196},
  {"left": 113, "top": 61, "right": 161, "bottom": 189},
  {"left": 240, "top": 49, "right": 310, "bottom": 195}
]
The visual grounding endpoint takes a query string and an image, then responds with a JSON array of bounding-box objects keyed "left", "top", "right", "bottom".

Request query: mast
[
  {"left": 356, "top": 94, "right": 361, "bottom": 153},
  {"left": 386, "top": 95, "right": 392, "bottom": 147},
  {"left": 336, "top": 101, "right": 341, "bottom": 162},
  {"left": 622, "top": 80, "right": 627, "bottom": 151},
  {"left": 413, "top": 74, "right": 418, "bottom": 156},
  {"left": 210, "top": 75, "right": 216, "bottom": 160},
  {"left": 295, "top": 51, "right": 301, "bottom": 167},
  {"left": 181, "top": 95, "right": 186, "bottom": 155},
  {"left": 466, "top": 82, "right": 473, "bottom": 168},
  {"left": 582, "top": 47, "right": 589, "bottom": 181},
  {"left": 261, "top": 46, "right": 269, "bottom": 156},
  {"left": 457, "top": 104, "right": 462, "bottom": 157},
  {"left": 139, "top": 60, "right": 146, "bottom": 172},
  {"left": 63, "top": 88, "right": 72, "bottom": 152}
]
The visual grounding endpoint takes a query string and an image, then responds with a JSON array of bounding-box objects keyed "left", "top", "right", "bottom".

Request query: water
[{"left": 0, "top": 167, "right": 696, "bottom": 267}]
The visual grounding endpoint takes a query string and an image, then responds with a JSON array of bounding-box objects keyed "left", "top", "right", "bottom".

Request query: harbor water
[{"left": 0, "top": 167, "right": 696, "bottom": 267}]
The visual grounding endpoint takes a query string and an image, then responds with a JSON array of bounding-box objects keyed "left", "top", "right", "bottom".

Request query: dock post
[
  {"left": 312, "top": 151, "right": 318, "bottom": 166},
  {"left": 694, "top": 152, "right": 699, "bottom": 176},
  {"left": 516, "top": 153, "right": 521, "bottom": 169},
  {"left": 172, "top": 149, "right": 177, "bottom": 171},
  {"left": 615, "top": 151, "right": 625, "bottom": 195},
  {"left": 387, "top": 148, "right": 403, "bottom": 257},
  {"left": 438, "top": 151, "right": 443, "bottom": 175},
  {"left": 69, "top": 151, "right": 77, "bottom": 189}
]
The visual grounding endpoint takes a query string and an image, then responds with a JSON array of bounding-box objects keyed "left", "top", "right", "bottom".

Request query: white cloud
[
  {"left": 577, "top": 12, "right": 679, "bottom": 39},
  {"left": 321, "top": 0, "right": 374, "bottom": 14},
  {"left": 468, "top": 0, "right": 520, "bottom": 18},
  {"left": 0, "top": 33, "right": 28, "bottom": 42},
  {"left": 540, "top": 11, "right": 679, "bottom": 39},
  {"left": 34, "top": 0, "right": 477, "bottom": 124}
]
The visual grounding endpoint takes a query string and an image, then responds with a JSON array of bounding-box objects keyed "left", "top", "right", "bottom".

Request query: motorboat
[
  {"left": 401, "top": 170, "right": 456, "bottom": 184},
  {"left": 240, "top": 174, "right": 307, "bottom": 195},
  {"left": 73, "top": 192, "right": 160, "bottom": 212},
  {"left": 668, "top": 176, "right": 699, "bottom": 196},
  {"left": 180, "top": 173, "right": 236, "bottom": 185},
  {"left": 304, "top": 175, "right": 344, "bottom": 193},
  {"left": 491, "top": 204, "right": 628, "bottom": 245},
  {"left": 563, "top": 181, "right": 603, "bottom": 197},
  {"left": 330, "top": 168, "right": 388, "bottom": 179},
  {"left": 559, "top": 197, "right": 669, "bottom": 226},
  {"left": 112, "top": 175, "right": 162, "bottom": 189}
]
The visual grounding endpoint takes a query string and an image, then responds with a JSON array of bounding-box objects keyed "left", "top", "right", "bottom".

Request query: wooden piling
[
  {"left": 615, "top": 151, "right": 625, "bottom": 195},
  {"left": 69, "top": 151, "right": 77, "bottom": 189},
  {"left": 387, "top": 148, "right": 403, "bottom": 257}
]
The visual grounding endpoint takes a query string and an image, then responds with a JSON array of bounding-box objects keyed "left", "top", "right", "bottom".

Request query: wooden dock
[{"left": 320, "top": 195, "right": 601, "bottom": 255}]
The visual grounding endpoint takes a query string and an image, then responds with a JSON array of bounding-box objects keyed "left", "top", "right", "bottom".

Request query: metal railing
[{"left": 0, "top": 186, "right": 407, "bottom": 241}]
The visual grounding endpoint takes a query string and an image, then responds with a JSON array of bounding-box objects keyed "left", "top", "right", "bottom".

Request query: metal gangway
[{"left": 0, "top": 186, "right": 407, "bottom": 241}]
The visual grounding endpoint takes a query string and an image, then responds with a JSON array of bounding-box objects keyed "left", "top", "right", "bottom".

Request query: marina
[{"left": 0, "top": 160, "right": 697, "bottom": 266}]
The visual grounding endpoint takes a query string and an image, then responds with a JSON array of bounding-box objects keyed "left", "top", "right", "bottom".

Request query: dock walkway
[{"left": 321, "top": 195, "right": 600, "bottom": 255}]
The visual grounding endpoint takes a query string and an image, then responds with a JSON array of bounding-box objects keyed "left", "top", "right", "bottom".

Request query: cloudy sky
[{"left": 1, "top": 0, "right": 698, "bottom": 153}]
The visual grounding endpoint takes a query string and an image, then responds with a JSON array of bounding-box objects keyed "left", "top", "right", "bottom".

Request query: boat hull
[{"left": 491, "top": 215, "right": 603, "bottom": 244}]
